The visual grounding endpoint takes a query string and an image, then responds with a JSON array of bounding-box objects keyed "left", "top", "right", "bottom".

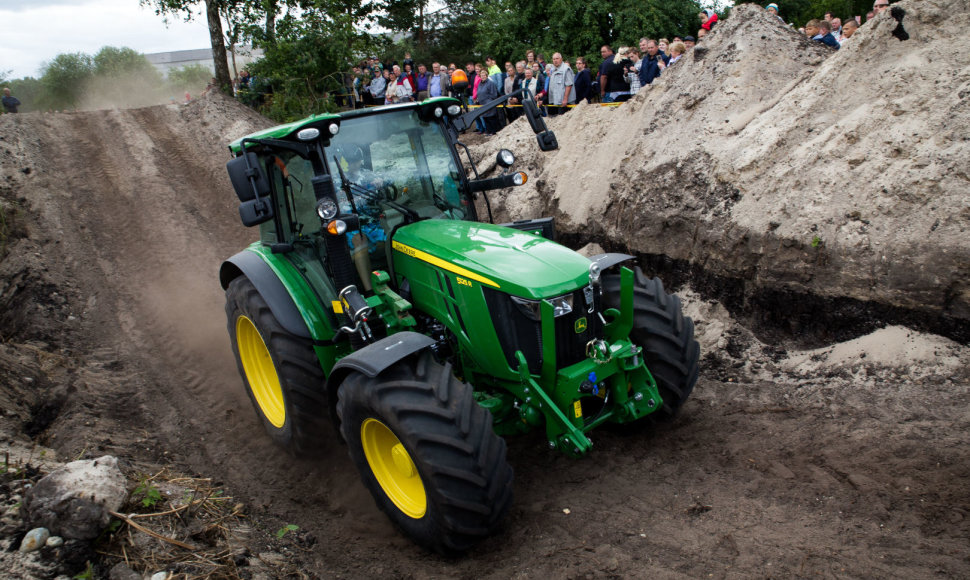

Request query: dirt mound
[
  {"left": 1, "top": 49, "right": 970, "bottom": 578},
  {"left": 480, "top": 0, "right": 970, "bottom": 344}
]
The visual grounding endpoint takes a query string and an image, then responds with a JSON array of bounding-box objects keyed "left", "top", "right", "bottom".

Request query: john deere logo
[{"left": 574, "top": 317, "right": 588, "bottom": 333}]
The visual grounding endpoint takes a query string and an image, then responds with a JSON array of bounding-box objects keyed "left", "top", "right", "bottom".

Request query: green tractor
[{"left": 220, "top": 94, "right": 700, "bottom": 553}]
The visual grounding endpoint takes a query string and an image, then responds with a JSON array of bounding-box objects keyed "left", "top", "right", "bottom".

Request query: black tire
[
  {"left": 602, "top": 268, "right": 700, "bottom": 419},
  {"left": 225, "top": 276, "right": 328, "bottom": 455},
  {"left": 336, "top": 352, "right": 513, "bottom": 554}
]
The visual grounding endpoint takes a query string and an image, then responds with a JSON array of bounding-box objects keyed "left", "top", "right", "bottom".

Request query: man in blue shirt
[
  {"left": 428, "top": 62, "right": 450, "bottom": 98},
  {"left": 2, "top": 88, "right": 21, "bottom": 113}
]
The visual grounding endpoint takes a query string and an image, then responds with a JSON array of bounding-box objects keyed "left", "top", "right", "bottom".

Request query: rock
[
  {"left": 45, "top": 535, "right": 64, "bottom": 547},
  {"left": 20, "top": 527, "right": 50, "bottom": 552},
  {"left": 22, "top": 455, "right": 127, "bottom": 540},
  {"left": 150, "top": 572, "right": 171, "bottom": 580},
  {"left": 109, "top": 563, "right": 141, "bottom": 580}
]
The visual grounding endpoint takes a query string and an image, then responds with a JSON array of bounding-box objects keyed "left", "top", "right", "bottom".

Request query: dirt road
[{"left": 1, "top": 96, "right": 968, "bottom": 578}]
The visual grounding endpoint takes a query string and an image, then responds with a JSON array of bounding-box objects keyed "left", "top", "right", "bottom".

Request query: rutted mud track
[{"left": 2, "top": 98, "right": 969, "bottom": 577}]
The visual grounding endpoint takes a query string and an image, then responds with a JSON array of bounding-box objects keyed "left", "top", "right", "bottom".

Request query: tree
[
  {"left": 242, "top": 6, "right": 373, "bottom": 121},
  {"left": 41, "top": 53, "right": 94, "bottom": 109},
  {"left": 473, "top": 0, "right": 700, "bottom": 67},
  {"left": 141, "top": 0, "right": 233, "bottom": 94},
  {"left": 167, "top": 64, "right": 215, "bottom": 93},
  {"left": 93, "top": 46, "right": 161, "bottom": 81},
  {"left": 378, "top": 0, "right": 432, "bottom": 50}
]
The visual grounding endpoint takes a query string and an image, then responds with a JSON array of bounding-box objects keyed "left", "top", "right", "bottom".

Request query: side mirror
[
  {"left": 521, "top": 97, "right": 546, "bottom": 134},
  {"left": 227, "top": 152, "right": 274, "bottom": 226},
  {"left": 536, "top": 131, "right": 558, "bottom": 152},
  {"left": 238, "top": 198, "right": 274, "bottom": 226},
  {"left": 227, "top": 152, "right": 270, "bottom": 202}
]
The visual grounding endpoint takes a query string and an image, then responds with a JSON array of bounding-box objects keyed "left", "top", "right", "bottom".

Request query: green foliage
[
  {"left": 243, "top": 7, "right": 372, "bottom": 121},
  {"left": 811, "top": 235, "right": 823, "bottom": 248},
  {"left": 474, "top": 0, "right": 700, "bottom": 67},
  {"left": 73, "top": 562, "right": 94, "bottom": 580},
  {"left": 41, "top": 52, "right": 94, "bottom": 110},
  {"left": 133, "top": 479, "right": 163, "bottom": 508},
  {"left": 93, "top": 46, "right": 161, "bottom": 81},
  {"left": 275, "top": 523, "right": 299, "bottom": 538},
  {"left": 167, "top": 64, "right": 213, "bottom": 93}
]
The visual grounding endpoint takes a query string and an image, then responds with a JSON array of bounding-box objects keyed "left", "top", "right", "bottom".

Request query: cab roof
[{"left": 228, "top": 97, "right": 460, "bottom": 154}]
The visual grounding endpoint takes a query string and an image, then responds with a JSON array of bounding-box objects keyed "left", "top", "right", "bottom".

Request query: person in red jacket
[{"left": 699, "top": 9, "right": 718, "bottom": 31}]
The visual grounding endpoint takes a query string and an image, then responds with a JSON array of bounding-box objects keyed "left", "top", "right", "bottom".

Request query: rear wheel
[
  {"left": 602, "top": 268, "right": 700, "bottom": 419},
  {"left": 337, "top": 352, "right": 513, "bottom": 554},
  {"left": 226, "top": 276, "right": 327, "bottom": 454}
]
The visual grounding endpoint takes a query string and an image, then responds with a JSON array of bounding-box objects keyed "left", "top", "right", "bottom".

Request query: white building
[{"left": 144, "top": 46, "right": 264, "bottom": 78}]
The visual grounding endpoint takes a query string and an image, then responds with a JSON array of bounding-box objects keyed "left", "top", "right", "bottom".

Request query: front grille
[
  {"left": 483, "top": 287, "right": 602, "bottom": 374},
  {"left": 555, "top": 288, "right": 602, "bottom": 368}
]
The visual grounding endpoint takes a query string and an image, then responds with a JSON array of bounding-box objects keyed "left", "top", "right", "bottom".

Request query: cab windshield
[{"left": 323, "top": 108, "right": 470, "bottom": 223}]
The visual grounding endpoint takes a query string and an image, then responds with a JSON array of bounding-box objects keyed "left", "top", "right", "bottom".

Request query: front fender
[{"left": 327, "top": 332, "right": 436, "bottom": 389}]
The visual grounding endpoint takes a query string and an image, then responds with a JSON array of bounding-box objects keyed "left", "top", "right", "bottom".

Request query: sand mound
[
  {"left": 479, "top": 1, "right": 970, "bottom": 343},
  {"left": 782, "top": 325, "right": 968, "bottom": 375}
]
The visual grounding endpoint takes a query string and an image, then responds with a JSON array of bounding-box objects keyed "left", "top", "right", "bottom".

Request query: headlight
[
  {"left": 326, "top": 219, "right": 347, "bottom": 235},
  {"left": 447, "top": 104, "right": 461, "bottom": 116},
  {"left": 511, "top": 293, "right": 574, "bottom": 321},
  {"left": 549, "top": 294, "right": 574, "bottom": 317},
  {"left": 297, "top": 127, "right": 320, "bottom": 141},
  {"left": 328, "top": 123, "right": 339, "bottom": 135},
  {"left": 511, "top": 296, "right": 541, "bottom": 321},
  {"left": 434, "top": 107, "right": 443, "bottom": 118},
  {"left": 316, "top": 197, "right": 338, "bottom": 220},
  {"left": 496, "top": 149, "right": 515, "bottom": 168}
]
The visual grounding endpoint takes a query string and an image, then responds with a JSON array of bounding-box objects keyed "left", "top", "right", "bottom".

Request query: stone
[
  {"left": 20, "top": 527, "right": 50, "bottom": 552},
  {"left": 23, "top": 455, "right": 127, "bottom": 540},
  {"left": 108, "top": 563, "right": 141, "bottom": 580},
  {"left": 150, "top": 572, "right": 171, "bottom": 580},
  {"left": 45, "top": 535, "right": 64, "bottom": 547}
]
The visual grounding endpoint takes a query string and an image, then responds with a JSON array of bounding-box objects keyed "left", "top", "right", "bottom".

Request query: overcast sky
[{"left": 0, "top": 0, "right": 212, "bottom": 79}]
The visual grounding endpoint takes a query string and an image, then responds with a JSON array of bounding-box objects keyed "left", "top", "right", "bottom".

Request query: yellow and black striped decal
[{"left": 392, "top": 241, "right": 501, "bottom": 289}]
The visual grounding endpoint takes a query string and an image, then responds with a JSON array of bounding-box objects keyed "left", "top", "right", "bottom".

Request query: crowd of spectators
[
  {"left": 777, "top": 0, "right": 891, "bottom": 49},
  {"left": 226, "top": 0, "right": 891, "bottom": 131},
  {"left": 334, "top": 8, "right": 730, "bottom": 132}
]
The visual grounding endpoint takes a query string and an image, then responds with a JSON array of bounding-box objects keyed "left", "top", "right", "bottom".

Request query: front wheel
[
  {"left": 225, "top": 276, "right": 328, "bottom": 455},
  {"left": 336, "top": 352, "right": 513, "bottom": 554},
  {"left": 602, "top": 268, "right": 700, "bottom": 419}
]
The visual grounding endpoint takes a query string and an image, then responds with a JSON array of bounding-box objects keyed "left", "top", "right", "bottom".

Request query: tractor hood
[{"left": 391, "top": 220, "right": 592, "bottom": 299}]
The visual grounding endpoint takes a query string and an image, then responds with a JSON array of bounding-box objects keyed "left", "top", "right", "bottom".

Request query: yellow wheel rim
[
  {"left": 236, "top": 316, "right": 286, "bottom": 428},
  {"left": 361, "top": 418, "right": 427, "bottom": 519}
]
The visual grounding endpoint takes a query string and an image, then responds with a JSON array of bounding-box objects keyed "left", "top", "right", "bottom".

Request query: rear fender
[{"left": 220, "top": 249, "right": 311, "bottom": 339}]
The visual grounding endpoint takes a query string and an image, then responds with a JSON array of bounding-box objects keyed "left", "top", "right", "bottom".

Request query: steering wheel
[{"left": 379, "top": 182, "right": 399, "bottom": 201}]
